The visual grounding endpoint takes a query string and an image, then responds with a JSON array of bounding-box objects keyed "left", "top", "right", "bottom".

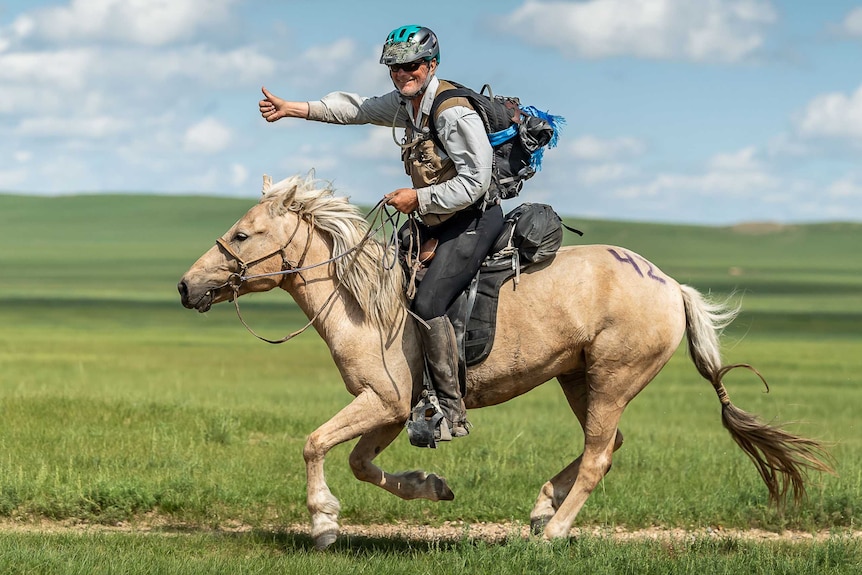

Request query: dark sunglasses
[{"left": 388, "top": 61, "right": 425, "bottom": 73}]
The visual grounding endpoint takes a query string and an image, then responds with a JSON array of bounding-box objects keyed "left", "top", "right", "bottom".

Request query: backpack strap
[{"left": 428, "top": 80, "right": 480, "bottom": 151}]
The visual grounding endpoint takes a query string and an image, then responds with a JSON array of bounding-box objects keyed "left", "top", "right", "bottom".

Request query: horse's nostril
[{"left": 178, "top": 280, "right": 188, "bottom": 299}]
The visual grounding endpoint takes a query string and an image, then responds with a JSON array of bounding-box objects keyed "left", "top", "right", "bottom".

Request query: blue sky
[{"left": 2, "top": 0, "right": 862, "bottom": 224}]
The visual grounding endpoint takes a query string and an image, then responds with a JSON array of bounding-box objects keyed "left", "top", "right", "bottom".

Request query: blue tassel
[{"left": 520, "top": 106, "right": 566, "bottom": 171}]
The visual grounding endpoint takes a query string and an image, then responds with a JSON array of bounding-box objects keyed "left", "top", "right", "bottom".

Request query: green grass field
[{"left": 0, "top": 194, "right": 860, "bottom": 573}]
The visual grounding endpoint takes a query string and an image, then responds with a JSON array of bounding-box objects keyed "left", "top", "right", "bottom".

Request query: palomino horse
[{"left": 178, "top": 174, "right": 832, "bottom": 549}]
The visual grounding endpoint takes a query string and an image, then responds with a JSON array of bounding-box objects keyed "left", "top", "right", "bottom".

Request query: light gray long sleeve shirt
[{"left": 306, "top": 76, "right": 492, "bottom": 216}]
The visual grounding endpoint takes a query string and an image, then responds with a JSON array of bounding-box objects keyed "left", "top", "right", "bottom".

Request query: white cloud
[
  {"left": 301, "top": 38, "right": 358, "bottom": 76},
  {"left": 568, "top": 135, "right": 645, "bottom": 161},
  {"left": 178, "top": 166, "right": 222, "bottom": 192},
  {"left": 348, "top": 128, "right": 399, "bottom": 160},
  {"left": 613, "top": 147, "right": 777, "bottom": 199},
  {"left": 16, "top": 115, "right": 131, "bottom": 139},
  {"left": 707, "top": 146, "right": 761, "bottom": 171},
  {"left": 14, "top": 0, "right": 238, "bottom": 46},
  {"left": 0, "top": 46, "right": 277, "bottom": 117},
  {"left": 169, "top": 159, "right": 254, "bottom": 194},
  {"left": 183, "top": 117, "right": 232, "bottom": 153},
  {"left": 0, "top": 48, "right": 95, "bottom": 90},
  {"left": 230, "top": 163, "right": 249, "bottom": 187},
  {"left": 286, "top": 41, "right": 391, "bottom": 94},
  {"left": 497, "top": 0, "right": 776, "bottom": 63},
  {"left": 566, "top": 136, "right": 644, "bottom": 186},
  {"left": 347, "top": 46, "right": 395, "bottom": 96},
  {"left": 840, "top": 7, "right": 862, "bottom": 37},
  {"left": 576, "top": 162, "right": 637, "bottom": 185},
  {"left": 828, "top": 175, "right": 862, "bottom": 198},
  {"left": 0, "top": 167, "right": 28, "bottom": 188},
  {"left": 135, "top": 45, "right": 278, "bottom": 85},
  {"left": 11, "top": 15, "right": 35, "bottom": 39},
  {"left": 614, "top": 169, "right": 777, "bottom": 201},
  {"left": 279, "top": 144, "right": 340, "bottom": 174},
  {"left": 797, "top": 85, "right": 862, "bottom": 141},
  {"left": 765, "top": 132, "right": 811, "bottom": 158}
]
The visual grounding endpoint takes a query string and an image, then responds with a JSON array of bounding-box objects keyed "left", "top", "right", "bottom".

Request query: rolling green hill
[{"left": 2, "top": 193, "right": 860, "bottom": 330}]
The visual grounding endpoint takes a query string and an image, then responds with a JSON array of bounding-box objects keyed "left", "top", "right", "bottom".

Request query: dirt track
[
  {"left": 335, "top": 522, "right": 862, "bottom": 544},
  {"left": 1, "top": 518, "right": 859, "bottom": 544}
]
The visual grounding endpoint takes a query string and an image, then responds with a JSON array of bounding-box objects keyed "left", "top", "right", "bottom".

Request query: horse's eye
[{"left": 235, "top": 232, "right": 249, "bottom": 242}]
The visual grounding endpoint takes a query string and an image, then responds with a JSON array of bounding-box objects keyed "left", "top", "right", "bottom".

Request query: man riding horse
[{"left": 259, "top": 25, "right": 504, "bottom": 440}]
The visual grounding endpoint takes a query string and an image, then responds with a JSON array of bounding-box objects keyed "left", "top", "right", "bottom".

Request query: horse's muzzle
[{"left": 177, "top": 279, "right": 215, "bottom": 313}]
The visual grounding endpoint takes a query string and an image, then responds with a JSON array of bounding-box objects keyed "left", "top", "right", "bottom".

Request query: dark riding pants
[{"left": 412, "top": 204, "right": 504, "bottom": 320}]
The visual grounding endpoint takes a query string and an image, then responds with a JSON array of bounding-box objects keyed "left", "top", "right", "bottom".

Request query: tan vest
[{"left": 402, "top": 80, "right": 474, "bottom": 226}]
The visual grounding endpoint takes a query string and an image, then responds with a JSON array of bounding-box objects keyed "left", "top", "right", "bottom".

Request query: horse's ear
[
  {"left": 283, "top": 194, "right": 301, "bottom": 214},
  {"left": 261, "top": 174, "right": 272, "bottom": 196}
]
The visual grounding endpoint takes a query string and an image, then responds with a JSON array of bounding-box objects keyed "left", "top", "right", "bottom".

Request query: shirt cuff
[
  {"left": 306, "top": 101, "right": 326, "bottom": 121},
  {"left": 415, "top": 186, "right": 431, "bottom": 215}
]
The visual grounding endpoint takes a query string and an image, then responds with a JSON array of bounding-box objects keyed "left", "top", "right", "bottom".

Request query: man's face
[{"left": 389, "top": 59, "right": 436, "bottom": 98}]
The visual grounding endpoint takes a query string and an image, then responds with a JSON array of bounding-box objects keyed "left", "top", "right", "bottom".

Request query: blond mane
[{"left": 259, "top": 173, "right": 404, "bottom": 329}]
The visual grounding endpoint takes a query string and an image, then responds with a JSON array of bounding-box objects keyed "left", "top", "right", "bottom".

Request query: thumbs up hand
[{"left": 259, "top": 86, "right": 290, "bottom": 122}]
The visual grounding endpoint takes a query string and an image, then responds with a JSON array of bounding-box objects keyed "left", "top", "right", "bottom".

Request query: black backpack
[
  {"left": 429, "top": 81, "right": 564, "bottom": 201},
  {"left": 483, "top": 203, "right": 580, "bottom": 274}
]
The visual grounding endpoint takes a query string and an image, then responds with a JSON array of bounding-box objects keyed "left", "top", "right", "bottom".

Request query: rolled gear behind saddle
[{"left": 483, "top": 203, "right": 578, "bottom": 278}]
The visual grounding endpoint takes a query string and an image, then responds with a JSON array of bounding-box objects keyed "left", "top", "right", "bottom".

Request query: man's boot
[{"left": 420, "top": 316, "right": 469, "bottom": 439}]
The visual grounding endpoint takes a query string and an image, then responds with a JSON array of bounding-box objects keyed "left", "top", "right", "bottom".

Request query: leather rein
[{"left": 212, "top": 199, "right": 399, "bottom": 344}]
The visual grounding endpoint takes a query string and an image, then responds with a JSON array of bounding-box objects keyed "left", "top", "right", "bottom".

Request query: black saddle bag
[{"left": 483, "top": 203, "right": 564, "bottom": 273}]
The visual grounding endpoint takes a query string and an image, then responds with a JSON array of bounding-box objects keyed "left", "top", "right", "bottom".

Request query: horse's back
[
  {"left": 499, "top": 244, "right": 684, "bottom": 332},
  {"left": 556, "top": 244, "right": 683, "bottom": 316},
  {"left": 466, "top": 244, "right": 686, "bottom": 405}
]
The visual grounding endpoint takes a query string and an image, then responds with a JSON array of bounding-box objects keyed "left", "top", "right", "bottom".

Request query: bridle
[
  {"left": 214, "top": 212, "right": 311, "bottom": 292},
  {"left": 210, "top": 199, "right": 402, "bottom": 344}
]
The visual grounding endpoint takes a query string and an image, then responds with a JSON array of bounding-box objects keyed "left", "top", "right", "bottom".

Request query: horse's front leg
[
  {"left": 303, "top": 390, "right": 403, "bottom": 550},
  {"left": 349, "top": 424, "right": 455, "bottom": 501}
]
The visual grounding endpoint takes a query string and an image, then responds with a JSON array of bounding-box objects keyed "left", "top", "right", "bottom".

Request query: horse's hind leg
[
  {"left": 541, "top": 392, "right": 625, "bottom": 540},
  {"left": 541, "top": 341, "right": 675, "bottom": 540},
  {"left": 529, "top": 371, "right": 624, "bottom": 533},
  {"left": 349, "top": 424, "right": 455, "bottom": 502}
]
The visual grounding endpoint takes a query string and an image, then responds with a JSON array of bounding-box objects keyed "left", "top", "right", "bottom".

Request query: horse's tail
[{"left": 679, "top": 284, "right": 834, "bottom": 504}]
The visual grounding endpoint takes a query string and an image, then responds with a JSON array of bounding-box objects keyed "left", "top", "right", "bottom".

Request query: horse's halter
[
  {"left": 214, "top": 214, "right": 310, "bottom": 292},
  {"left": 210, "top": 200, "right": 403, "bottom": 344},
  {"left": 209, "top": 213, "right": 322, "bottom": 344}
]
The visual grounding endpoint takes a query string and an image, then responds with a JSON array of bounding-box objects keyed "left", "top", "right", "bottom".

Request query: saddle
[
  {"left": 445, "top": 265, "right": 516, "bottom": 377},
  {"left": 402, "top": 203, "right": 579, "bottom": 378},
  {"left": 401, "top": 203, "right": 579, "bottom": 447}
]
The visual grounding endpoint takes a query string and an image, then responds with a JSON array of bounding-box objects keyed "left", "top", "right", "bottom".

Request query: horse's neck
[
  {"left": 281, "top": 234, "right": 368, "bottom": 347},
  {"left": 281, "top": 225, "right": 414, "bottom": 370}
]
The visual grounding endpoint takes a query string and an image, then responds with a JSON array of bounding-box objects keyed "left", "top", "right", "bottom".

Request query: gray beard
[{"left": 395, "top": 72, "right": 434, "bottom": 99}]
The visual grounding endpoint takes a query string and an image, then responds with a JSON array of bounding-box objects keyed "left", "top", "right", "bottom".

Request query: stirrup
[{"left": 406, "top": 391, "right": 446, "bottom": 448}]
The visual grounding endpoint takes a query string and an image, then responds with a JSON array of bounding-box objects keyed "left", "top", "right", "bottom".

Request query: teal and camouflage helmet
[{"left": 380, "top": 25, "right": 440, "bottom": 65}]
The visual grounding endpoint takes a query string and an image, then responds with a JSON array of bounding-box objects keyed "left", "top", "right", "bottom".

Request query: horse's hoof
[
  {"left": 430, "top": 473, "right": 455, "bottom": 501},
  {"left": 314, "top": 529, "right": 338, "bottom": 551},
  {"left": 530, "top": 515, "right": 552, "bottom": 535},
  {"left": 541, "top": 521, "right": 571, "bottom": 541}
]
